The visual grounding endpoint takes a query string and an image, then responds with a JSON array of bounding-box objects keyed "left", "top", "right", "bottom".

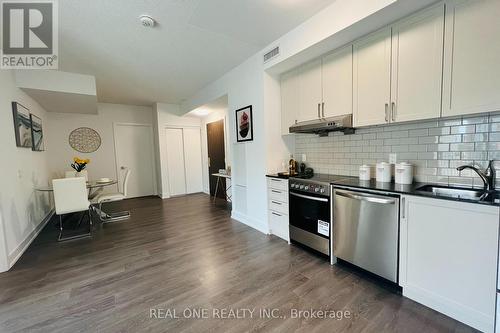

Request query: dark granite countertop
[
  {"left": 330, "top": 176, "right": 500, "bottom": 207},
  {"left": 266, "top": 173, "right": 290, "bottom": 179}
]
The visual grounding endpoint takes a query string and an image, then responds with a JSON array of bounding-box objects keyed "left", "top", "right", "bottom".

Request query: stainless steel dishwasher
[{"left": 332, "top": 188, "right": 400, "bottom": 282}]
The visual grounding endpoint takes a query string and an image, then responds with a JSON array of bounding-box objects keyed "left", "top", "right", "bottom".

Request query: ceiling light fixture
[{"left": 139, "top": 15, "right": 156, "bottom": 28}]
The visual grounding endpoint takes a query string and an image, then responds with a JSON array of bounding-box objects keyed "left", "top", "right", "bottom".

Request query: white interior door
[
  {"left": 165, "top": 128, "right": 186, "bottom": 196},
  {"left": 182, "top": 127, "right": 203, "bottom": 194},
  {"left": 114, "top": 123, "right": 156, "bottom": 198}
]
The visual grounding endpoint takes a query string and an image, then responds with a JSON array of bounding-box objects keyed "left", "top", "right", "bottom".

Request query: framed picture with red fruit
[{"left": 235, "top": 105, "right": 253, "bottom": 142}]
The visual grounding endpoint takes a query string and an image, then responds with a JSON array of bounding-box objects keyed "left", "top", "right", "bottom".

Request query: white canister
[
  {"left": 359, "top": 165, "right": 371, "bottom": 181},
  {"left": 395, "top": 162, "right": 413, "bottom": 185},
  {"left": 376, "top": 162, "right": 392, "bottom": 183}
]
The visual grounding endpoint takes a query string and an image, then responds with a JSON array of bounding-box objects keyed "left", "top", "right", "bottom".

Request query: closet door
[
  {"left": 183, "top": 128, "right": 203, "bottom": 194},
  {"left": 353, "top": 28, "right": 392, "bottom": 127},
  {"left": 391, "top": 4, "right": 444, "bottom": 123},
  {"left": 165, "top": 128, "right": 186, "bottom": 196}
]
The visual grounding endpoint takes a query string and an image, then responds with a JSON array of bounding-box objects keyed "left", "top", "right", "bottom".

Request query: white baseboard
[
  {"left": 7, "top": 209, "right": 55, "bottom": 269},
  {"left": 403, "top": 286, "right": 493, "bottom": 333},
  {"left": 231, "top": 210, "right": 269, "bottom": 235}
]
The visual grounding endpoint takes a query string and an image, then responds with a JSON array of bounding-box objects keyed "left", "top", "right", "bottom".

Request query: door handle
[
  {"left": 317, "top": 103, "right": 321, "bottom": 118},
  {"left": 391, "top": 102, "right": 396, "bottom": 122},
  {"left": 402, "top": 197, "right": 406, "bottom": 219},
  {"left": 208, "top": 157, "right": 211, "bottom": 167},
  {"left": 272, "top": 212, "right": 282, "bottom": 217},
  {"left": 290, "top": 192, "right": 329, "bottom": 202},
  {"left": 321, "top": 102, "right": 325, "bottom": 118},
  {"left": 271, "top": 190, "right": 282, "bottom": 194},
  {"left": 385, "top": 103, "right": 389, "bottom": 122},
  {"left": 271, "top": 201, "right": 282, "bottom": 205},
  {"left": 335, "top": 190, "right": 396, "bottom": 204}
]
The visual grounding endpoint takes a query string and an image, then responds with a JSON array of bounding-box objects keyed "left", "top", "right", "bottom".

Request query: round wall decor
[{"left": 69, "top": 127, "right": 101, "bottom": 153}]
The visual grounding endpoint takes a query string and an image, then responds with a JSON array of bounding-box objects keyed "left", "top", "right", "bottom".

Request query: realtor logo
[{"left": 1, "top": 0, "right": 58, "bottom": 69}]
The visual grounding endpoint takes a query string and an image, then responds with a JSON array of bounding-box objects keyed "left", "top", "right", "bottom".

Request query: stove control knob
[
  {"left": 304, "top": 186, "right": 309, "bottom": 191},
  {"left": 290, "top": 183, "right": 295, "bottom": 188},
  {"left": 315, "top": 187, "right": 320, "bottom": 192},
  {"left": 299, "top": 185, "right": 304, "bottom": 190},
  {"left": 320, "top": 187, "right": 325, "bottom": 194}
]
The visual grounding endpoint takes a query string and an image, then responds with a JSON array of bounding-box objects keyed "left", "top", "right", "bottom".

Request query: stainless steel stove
[{"left": 288, "top": 174, "right": 351, "bottom": 257}]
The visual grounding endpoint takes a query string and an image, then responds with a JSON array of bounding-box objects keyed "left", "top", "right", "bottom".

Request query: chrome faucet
[{"left": 457, "top": 160, "right": 496, "bottom": 191}]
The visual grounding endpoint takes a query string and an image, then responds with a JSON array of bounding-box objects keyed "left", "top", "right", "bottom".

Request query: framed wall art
[
  {"left": 30, "top": 114, "right": 45, "bottom": 151},
  {"left": 12, "top": 102, "right": 32, "bottom": 148},
  {"left": 235, "top": 105, "right": 253, "bottom": 143}
]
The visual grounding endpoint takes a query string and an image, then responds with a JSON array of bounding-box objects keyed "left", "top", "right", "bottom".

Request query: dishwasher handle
[{"left": 335, "top": 190, "right": 397, "bottom": 205}]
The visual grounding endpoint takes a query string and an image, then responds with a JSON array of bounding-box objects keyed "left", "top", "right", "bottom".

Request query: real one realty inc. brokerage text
[{"left": 150, "top": 308, "right": 352, "bottom": 320}]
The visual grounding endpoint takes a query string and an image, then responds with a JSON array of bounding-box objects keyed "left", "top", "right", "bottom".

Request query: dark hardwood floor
[{"left": 0, "top": 194, "right": 477, "bottom": 332}]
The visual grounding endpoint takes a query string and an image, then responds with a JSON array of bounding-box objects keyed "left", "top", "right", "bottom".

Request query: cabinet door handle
[
  {"left": 321, "top": 102, "right": 325, "bottom": 118},
  {"left": 271, "top": 190, "right": 281, "bottom": 194},
  {"left": 402, "top": 197, "right": 406, "bottom": 219},
  {"left": 271, "top": 201, "right": 282, "bottom": 205},
  {"left": 392, "top": 102, "right": 396, "bottom": 122},
  {"left": 272, "top": 212, "right": 282, "bottom": 217},
  {"left": 317, "top": 103, "right": 321, "bottom": 118},
  {"left": 385, "top": 103, "right": 389, "bottom": 122}
]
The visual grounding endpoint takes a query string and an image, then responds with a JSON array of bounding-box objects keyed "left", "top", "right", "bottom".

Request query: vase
[{"left": 76, "top": 170, "right": 88, "bottom": 182}]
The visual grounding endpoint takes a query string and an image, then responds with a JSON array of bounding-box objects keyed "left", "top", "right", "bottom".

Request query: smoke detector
[{"left": 139, "top": 15, "right": 156, "bottom": 28}]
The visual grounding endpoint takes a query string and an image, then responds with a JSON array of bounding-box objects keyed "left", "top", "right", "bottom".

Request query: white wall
[
  {"left": 0, "top": 70, "right": 52, "bottom": 272},
  {"left": 153, "top": 103, "right": 201, "bottom": 198},
  {"left": 45, "top": 103, "right": 154, "bottom": 193},
  {"left": 180, "top": 0, "right": 437, "bottom": 235}
]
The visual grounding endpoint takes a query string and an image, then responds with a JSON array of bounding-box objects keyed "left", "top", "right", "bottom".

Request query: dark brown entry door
[{"left": 207, "top": 120, "right": 226, "bottom": 199}]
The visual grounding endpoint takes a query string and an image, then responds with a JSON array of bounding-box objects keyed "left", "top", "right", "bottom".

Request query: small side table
[{"left": 211, "top": 173, "right": 232, "bottom": 203}]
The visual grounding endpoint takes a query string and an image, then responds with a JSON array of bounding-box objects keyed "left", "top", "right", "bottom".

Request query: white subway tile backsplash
[
  {"left": 450, "top": 125, "right": 475, "bottom": 134},
  {"left": 295, "top": 113, "right": 500, "bottom": 187},
  {"left": 440, "top": 135, "right": 462, "bottom": 143}
]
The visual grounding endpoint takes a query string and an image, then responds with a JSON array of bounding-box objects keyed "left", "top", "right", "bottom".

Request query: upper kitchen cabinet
[
  {"left": 280, "top": 68, "right": 300, "bottom": 135},
  {"left": 298, "top": 58, "right": 323, "bottom": 122},
  {"left": 322, "top": 45, "right": 353, "bottom": 118},
  {"left": 442, "top": 0, "right": 500, "bottom": 117},
  {"left": 391, "top": 4, "right": 444, "bottom": 123},
  {"left": 353, "top": 28, "right": 392, "bottom": 127}
]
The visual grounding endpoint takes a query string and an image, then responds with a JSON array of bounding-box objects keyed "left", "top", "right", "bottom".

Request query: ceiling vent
[{"left": 263, "top": 46, "right": 280, "bottom": 63}]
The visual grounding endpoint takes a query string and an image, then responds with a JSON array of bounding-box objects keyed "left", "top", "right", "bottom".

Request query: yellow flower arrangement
[{"left": 71, "top": 157, "right": 90, "bottom": 172}]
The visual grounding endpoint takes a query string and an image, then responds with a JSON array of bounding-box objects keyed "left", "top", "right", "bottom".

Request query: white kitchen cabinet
[
  {"left": 280, "top": 68, "right": 300, "bottom": 135},
  {"left": 399, "top": 195, "right": 499, "bottom": 333},
  {"left": 298, "top": 58, "right": 322, "bottom": 123},
  {"left": 391, "top": 4, "right": 444, "bottom": 122},
  {"left": 442, "top": 0, "right": 500, "bottom": 117},
  {"left": 322, "top": 45, "right": 353, "bottom": 118},
  {"left": 267, "top": 178, "right": 289, "bottom": 242},
  {"left": 353, "top": 28, "right": 392, "bottom": 127}
]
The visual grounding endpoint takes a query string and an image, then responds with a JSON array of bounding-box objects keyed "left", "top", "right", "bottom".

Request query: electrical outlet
[
  {"left": 389, "top": 153, "right": 397, "bottom": 164},
  {"left": 301, "top": 154, "right": 307, "bottom": 162}
]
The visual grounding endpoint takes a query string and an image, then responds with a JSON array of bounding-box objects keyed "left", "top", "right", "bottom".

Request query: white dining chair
[
  {"left": 52, "top": 177, "right": 93, "bottom": 241},
  {"left": 95, "top": 168, "right": 131, "bottom": 223}
]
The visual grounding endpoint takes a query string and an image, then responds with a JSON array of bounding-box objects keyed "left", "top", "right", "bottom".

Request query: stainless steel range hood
[{"left": 289, "top": 114, "right": 355, "bottom": 136}]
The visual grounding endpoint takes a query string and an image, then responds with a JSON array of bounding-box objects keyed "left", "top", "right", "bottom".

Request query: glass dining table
[{"left": 35, "top": 179, "right": 118, "bottom": 219}]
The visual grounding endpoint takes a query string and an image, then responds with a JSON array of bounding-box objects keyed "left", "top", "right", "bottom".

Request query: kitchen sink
[{"left": 415, "top": 185, "right": 488, "bottom": 201}]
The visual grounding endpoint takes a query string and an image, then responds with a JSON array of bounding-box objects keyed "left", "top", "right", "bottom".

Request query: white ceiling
[{"left": 58, "top": 0, "right": 336, "bottom": 106}]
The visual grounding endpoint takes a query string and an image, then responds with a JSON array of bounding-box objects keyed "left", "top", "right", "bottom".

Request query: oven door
[{"left": 289, "top": 191, "right": 331, "bottom": 239}]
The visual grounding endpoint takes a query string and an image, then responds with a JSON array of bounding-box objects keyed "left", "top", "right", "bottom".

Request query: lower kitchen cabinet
[
  {"left": 399, "top": 195, "right": 499, "bottom": 333},
  {"left": 267, "top": 178, "right": 289, "bottom": 242}
]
